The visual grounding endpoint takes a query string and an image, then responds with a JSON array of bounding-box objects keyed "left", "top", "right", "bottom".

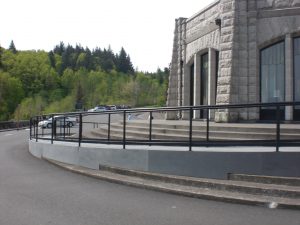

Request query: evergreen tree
[
  {"left": 48, "top": 51, "right": 56, "bottom": 68},
  {"left": 53, "top": 42, "right": 65, "bottom": 55},
  {"left": 92, "top": 47, "right": 102, "bottom": 70},
  {"left": 116, "top": 47, "right": 134, "bottom": 74},
  {"left": 9, "top": 40, "right": 17, "bottom": 54},
  {"left": 101, "top": 47, "right": 115, "bottom": 72},
  {"left": 84, "top": 47, "right": 92, "bottom": 70}
]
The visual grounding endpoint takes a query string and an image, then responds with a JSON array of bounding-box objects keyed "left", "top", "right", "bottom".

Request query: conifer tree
[
  {"left": 9, "top": 40, "right": 17, "bottom": 54},
  {"left": 48, "top": 51, "right": 56, "bottom": 68},
  {"left": 116, "top": 47, "right": 134, "bottom": 74}
]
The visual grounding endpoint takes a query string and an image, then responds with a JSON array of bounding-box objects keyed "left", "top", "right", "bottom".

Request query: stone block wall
[
  {"left": 166, "top": 18, "right": 186, "bottom": 119},
  {"left": 167, "top": 0, "right": 300, "bottom": 122}
]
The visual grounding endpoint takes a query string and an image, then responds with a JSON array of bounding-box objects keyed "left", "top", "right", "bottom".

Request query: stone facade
[{"left": 167, "top": 0, "right": 300, "bottom": 122}]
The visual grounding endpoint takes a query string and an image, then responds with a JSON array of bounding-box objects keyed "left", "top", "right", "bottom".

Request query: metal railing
[
  {"left": 29, "top": 102, "right": 300, "bottom": 152},
  {"left": 0, "top": 120, "right": 30, "bottom": 131}
]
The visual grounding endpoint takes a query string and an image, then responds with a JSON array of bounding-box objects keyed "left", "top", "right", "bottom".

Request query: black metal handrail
[
  {"left": 0, "top": 120, "right": 30, "bottom": 131},
  {"left": 29, "top": 101, "right": 300, "bottom": 152}
]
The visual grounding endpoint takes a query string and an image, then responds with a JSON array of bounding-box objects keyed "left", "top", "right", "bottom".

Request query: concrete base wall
[{"left": 29, "top": 140, "right": 300, "bottom": 179}]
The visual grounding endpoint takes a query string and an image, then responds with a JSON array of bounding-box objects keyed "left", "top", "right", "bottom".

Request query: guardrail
[
  {"left": 30, "top": 102, "right": 300, "bottom": 152},
  {"left": 0, "top": 120, "right": 30, "bottom": 131}
]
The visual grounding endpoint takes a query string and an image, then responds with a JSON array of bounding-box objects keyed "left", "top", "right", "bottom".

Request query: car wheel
[
  {"left": 46, "top": 123, "right": 52, "bottom": 128},
  {"left": 68, "top": 122, "right": 73, "bottom": 127}
]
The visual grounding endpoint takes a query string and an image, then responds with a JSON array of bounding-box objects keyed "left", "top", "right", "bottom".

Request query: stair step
[
  {"left": 98, "top": 164, "right": 300, "bottom": 199},
  {"left": 46, "top": 158, "right": 300, "bottom": 209},
  {"left": 91, "top": 127, "right": 297, "bottom": 142},
  {"left": 110, "top": 124, "right": 300, "bottom": 139},
  {"left": 229, "top": 174, "right": 300, "bottom": 186},
  {"left": 124, "top": 120, "right": 300, "bottom": 134}
]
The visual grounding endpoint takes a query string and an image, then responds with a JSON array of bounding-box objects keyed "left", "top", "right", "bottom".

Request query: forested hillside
[{"left": 0, "top": 41, "right": 169, "bottom": 121}]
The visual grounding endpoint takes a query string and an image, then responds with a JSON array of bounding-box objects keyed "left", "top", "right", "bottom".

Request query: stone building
[{"left": 166, "top": 0, "right": 300, "bottom": 122}]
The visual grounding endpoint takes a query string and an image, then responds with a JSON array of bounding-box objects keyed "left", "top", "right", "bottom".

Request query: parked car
[
  {"left": 108, "top": 105, "right": 117, "bottom": 110},
  {"left": 38, "top": 116, "right": 77, "bottom": 128},
  {"left": 87, "top": 106, "right": 107, "bottom": 112}
]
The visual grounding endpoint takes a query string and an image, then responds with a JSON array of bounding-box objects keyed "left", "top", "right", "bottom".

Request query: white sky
[{"left": 1, "top": 0, "right": 215, "bottom": 72}]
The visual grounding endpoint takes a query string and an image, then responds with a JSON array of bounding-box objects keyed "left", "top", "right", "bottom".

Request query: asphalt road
[{"left": 0, "top": 129, "right": 300, "bottom": 225}]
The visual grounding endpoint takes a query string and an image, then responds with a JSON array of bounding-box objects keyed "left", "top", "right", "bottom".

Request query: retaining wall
[{"left": 29, "top": 140, "right": 300, "bottom": 179}]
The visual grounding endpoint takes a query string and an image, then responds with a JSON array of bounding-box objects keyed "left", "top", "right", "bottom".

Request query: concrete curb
[
  {"left": 44, "top": 157, "right": 300, "bottom": 210},
  {"left": 0, "top": 127, "right": 29, "bottom": 133}
]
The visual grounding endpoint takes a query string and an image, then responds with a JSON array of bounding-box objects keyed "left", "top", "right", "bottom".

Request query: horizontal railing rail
[
  {"left": 0, "top": 120, "right": 30, "bottom": 131},
  {"left": 30, "top": 101, "right": 300, "bottom": 152}
]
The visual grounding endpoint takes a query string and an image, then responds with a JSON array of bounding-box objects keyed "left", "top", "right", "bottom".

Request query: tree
[
  {"left": 116, "top": 47, "right": 134, "bottom": 74},
  {"left": 9, "top": 40, "right": 17, "bottom": 54},
  {"left": 48, "top": 51, "right": 56, "bottom": 68},
  {"left": 0, "top": 72, "right": 24, "bottom": 120},
  {"left": 101, "top": 47, "right": 116, "bottom": 72},
  {"left": 0, "top": 45, "right": 3, "bottom": 69},
  {"left": 53, "top": 41, "right": 65, "bottom": 55}
]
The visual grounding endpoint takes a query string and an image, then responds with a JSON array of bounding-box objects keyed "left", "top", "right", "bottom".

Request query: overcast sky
[{"left": 1, "top": 0, "right": 215, "bottom": 72}]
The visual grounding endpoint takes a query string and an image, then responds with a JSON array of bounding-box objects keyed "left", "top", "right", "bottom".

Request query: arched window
[{"left": 260, "top": 41, "right": 285, "bottom": 120}]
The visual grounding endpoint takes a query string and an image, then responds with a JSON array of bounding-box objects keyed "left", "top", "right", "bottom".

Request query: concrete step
[
  {"left": 228, "top": 174, "right": 300, "bottom": 186},
  {"left": 90, "top": 127, "right": 300, "bottom": 142},
  {"left": 45, "top": 158, "right": 300, "bottom": 209},
  {"left": 91, "top": 128, "right": 260, "bottom": 141},
  {"left": 125, "top": 120, "right": 300, "bottom": 134},
  {"left": 97, "top": 164, "right": 300, "bottom": 199},
  {"left": 109, "top": 124, "right": 300, "bottom": 140}
]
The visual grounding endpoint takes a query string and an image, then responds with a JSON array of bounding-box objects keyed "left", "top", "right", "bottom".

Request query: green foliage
[
  {"left": 0, "top": 42, "right": 169, "bottom": 121},
  {"left": 43, "top": 95, "right": 75, "bottom": 114},
  {"left": 14, "top": 96, "right": 45, "bottom": 120},
  {"left": 0, "top": 72, "right": 24, "bottom": 120},
  {"left": 0, "top": 45, "right": 3, "bottom": 69}
]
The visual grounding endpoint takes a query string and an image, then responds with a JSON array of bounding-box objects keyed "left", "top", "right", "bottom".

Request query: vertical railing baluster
[
  {"left": 42, "top": 118, "right": 44, "bottom": 137},
  {"left": 79, "top": 113, "right": 82, "bottom": 147},
  {"left": 36, "top": 116, "right": 39, "bottom": 142},
  {"left": 276, "top": 105, "right": 280, "bottom": 152},
  {"left": 123, "top": 110, "right": 126, "bottom": 149},
  {"left": 108, "top": 113, "right": 111, "bottom": 142},
  {"left": 33, "top": 118, "right": 36, "bottom": 139},
  {"left": 63, "top": 117, "right": 66, "bottom": 140},
  {"left": 206, "top": 108, "right": 209, "bottom": 143},
  {"left": 149, "top": 111, "right": 153, "bottom": 146},
  {"left": 189, "top": 107, "right": 193, "bottom": 151},
  {"left": 30, "top": 118, "right": 32, "bottom": 140},
  {"left": 51, "top": 115, "right": 54, "bottom": 144}
]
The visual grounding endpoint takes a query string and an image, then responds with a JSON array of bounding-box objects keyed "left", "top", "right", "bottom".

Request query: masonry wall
[
  {"left": 167, "top": 0, "right": 300, "bottom": 121},
  {"left": 166, "top": 18, "right": 186, "bottom": 119}
]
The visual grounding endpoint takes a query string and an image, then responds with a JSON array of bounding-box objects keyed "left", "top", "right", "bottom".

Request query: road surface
[{"left": 0, "top": 129, "right": 299, "bottom": 225}]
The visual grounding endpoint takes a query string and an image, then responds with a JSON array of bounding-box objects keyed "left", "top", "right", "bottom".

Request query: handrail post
[
  {"left": 149, "top": 111, "right": 153, "bottom": 146},
  {"left": 29, "top": 118, "right": 32, "bottom": 140},
  {"left": 42, "top": 120, "right": 44, "bottom": 137},
  {"left": 123, "top": 110, "right": 126, "bottom": 149},
  {"left": 63, "top": 117, "right": 66, "bottom": 139},
  {"left": 35, "top": 116, "right": 38, "bottom": 142},
  {"left": 189, "top": 107, "right": 193, "bottom": 151},
  {"left": 33, "top": 118, "right": 36, "bottom": 138},
  {"left": 79, "top": 113, "right": 82, "bottom": 147},
  {"left": 206, "top": 108, "right": 209, "bottom": 144},
  {"left": 276, "top": 105, "right": 280, "bottom": 152},
  {"left": 108, "top": 113, "right": 111, "bottom": 142},
  {"left": 59, "top": 119, "right": 62, "bottom": 137},
  {"left": 51, "top": 115, "right": 54, "bottom": 144}
]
